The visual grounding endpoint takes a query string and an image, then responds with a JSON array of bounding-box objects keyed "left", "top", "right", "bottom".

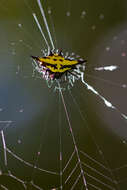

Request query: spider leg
[
  {"left": 31, "top": 56, "right": 40, "bottom": 61},
  {"left": 68, "top": 70, "right": 78, "bottom": 78},
  {"left": 78, "top": 59, "right": 87, "bottom": 64},
  {"left": 58, "top": 49, "right": 63, "bottom": 56}
]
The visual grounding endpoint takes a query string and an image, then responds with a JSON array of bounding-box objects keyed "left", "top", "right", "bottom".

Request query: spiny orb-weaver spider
[{"left": 31, "top": 50, "right": 87, "bottom": 89}]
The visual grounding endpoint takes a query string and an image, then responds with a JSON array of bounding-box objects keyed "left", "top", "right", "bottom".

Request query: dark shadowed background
[{"left": 0, "top": 0, "right": 127, "bottom": 189}]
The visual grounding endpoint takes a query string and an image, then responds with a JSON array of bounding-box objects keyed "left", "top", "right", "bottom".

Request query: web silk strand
[
  {"left": 37, "top": 0, "right": 55, "bottom": 50},
  {"left": 58, "top": 82, "right": 88, "bottom": 190}
]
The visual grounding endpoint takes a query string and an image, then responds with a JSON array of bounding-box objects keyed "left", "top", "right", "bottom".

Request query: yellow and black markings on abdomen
[{"left": 31, "top": 52, "right": 86, "bottom": 79}]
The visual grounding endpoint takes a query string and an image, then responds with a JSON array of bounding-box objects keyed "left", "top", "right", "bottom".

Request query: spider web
[{"left": 0, "top": 0, "right": 127, "bottom": 190}]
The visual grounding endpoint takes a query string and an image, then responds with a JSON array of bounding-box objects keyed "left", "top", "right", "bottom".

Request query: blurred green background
[{"left": 0, "top": 0, "right": 127, "bottom": 189}]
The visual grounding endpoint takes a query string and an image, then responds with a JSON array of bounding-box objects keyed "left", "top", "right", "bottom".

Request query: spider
[{"left": 31, "top": 50, "right": 87, "bottom": 81}]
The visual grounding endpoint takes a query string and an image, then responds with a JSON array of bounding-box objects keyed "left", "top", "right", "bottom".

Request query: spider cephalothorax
[{"left": 31, "top": 50, "right": 87, "bottom": 81}]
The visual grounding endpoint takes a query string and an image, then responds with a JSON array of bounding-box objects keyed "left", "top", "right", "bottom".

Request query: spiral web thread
[{"left": 0, "top": 0, "right": 127, "bottom": 189}]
